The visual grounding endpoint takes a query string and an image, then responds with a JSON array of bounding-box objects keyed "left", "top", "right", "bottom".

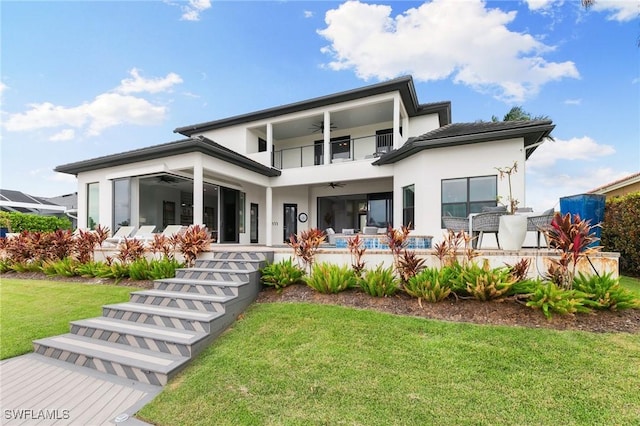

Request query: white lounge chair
[
  {"left": 104, "top": 226, "right": 136, "bottom": 245},
  {"left": 131, "top": 225, "right": 156, "bottom": 240}
]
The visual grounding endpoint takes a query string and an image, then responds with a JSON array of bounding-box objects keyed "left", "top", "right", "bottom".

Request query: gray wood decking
[{"left": 0, "top": 353, "right": 160, "bottom": 425}]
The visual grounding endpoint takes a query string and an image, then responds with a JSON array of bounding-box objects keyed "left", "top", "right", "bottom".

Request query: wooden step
[
  {"left": 102, "top": 302, "right": 224, "bottom": 333},
  {"left": 33, "top": 334, "right": 189, "bottom": 386},
  {"left": 154, "top": 278, "right": 247, "bottom": 297},
  {"left": 129, "top": 289, "right": 236, "bottom": 313},
  {"left": 70, "top": 317, "right": 208, "bottom": 357}
]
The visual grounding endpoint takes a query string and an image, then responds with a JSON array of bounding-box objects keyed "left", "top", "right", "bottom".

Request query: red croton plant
[{"left": 543, "top": 212, "right": 601, "bottom": 289}]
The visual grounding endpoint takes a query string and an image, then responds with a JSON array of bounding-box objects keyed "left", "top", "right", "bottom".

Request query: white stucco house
[{"left": 55, "top": 76, "right": 554, "bottom": 247}]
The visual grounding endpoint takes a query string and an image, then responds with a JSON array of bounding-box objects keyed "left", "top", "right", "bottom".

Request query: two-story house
[{"left": 55, "top": 76, "right": 554, "bottom": 246}]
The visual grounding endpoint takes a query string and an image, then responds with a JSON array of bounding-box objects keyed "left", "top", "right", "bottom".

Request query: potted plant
[
  {"left": 496, "top": 161, "right": 527, "bottom": 250},
  {"left": 0, "top": 212, "right": 12, "bottom": 238}
]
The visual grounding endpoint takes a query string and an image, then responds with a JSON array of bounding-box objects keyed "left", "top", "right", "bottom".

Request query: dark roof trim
[
  {"left": 55, "top": 137, "right": 281, "bottom": 177},
  {"left": 373, "top": 120, "right": 555, "bottom": 165},
  {"left": 175, "top": 76, "right": 452, "bottom": 136}
]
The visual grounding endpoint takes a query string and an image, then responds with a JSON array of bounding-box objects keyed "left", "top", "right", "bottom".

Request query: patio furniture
[
  {"left": 104, "top": 226, "right": 136, "bottom": 245},
  {"left": 442, "top": 216, "right": 469, "bottom": 233},
  {"left": 527, "top": 209, "right": 555, "bottom": 248},
  {"left": 471, "top": 211, "right": 507, "bottom": 249},
  {"left": 325, "top": 228, "right": 336, "bottom": 245},
  {"left": 362, "top": 226, "right": 378, "bottom": 235},
  {"left": 131, "top": 225, "right": 156, "bottom": 241}
]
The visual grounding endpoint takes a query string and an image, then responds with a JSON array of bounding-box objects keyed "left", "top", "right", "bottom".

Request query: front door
[
  {"left": 250, "top": 203, "right": 258, "bottom": 244},
  {"left": 220, "top": 188, "right": 239, "bottom": 243},
  {"left": 283, "top": 203, "right": 297, "bottom": 243}
]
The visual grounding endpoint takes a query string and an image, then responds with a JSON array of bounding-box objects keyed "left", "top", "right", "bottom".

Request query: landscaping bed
[{"left": 257, "top": 283, "right": 640, "bottom": 334}]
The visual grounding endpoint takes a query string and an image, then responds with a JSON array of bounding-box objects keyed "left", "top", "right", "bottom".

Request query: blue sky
[{"left": 1, "top": 0, "right": 638, "bottom": 212}]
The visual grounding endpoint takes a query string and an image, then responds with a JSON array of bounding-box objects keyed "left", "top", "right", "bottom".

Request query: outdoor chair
[
  {"left": 471, "top": 211, "right": 507, "bottom": 249},
  {"left": 442, "top": 216, "right": 469, "bottom": 233},
  {"left": 104, "top": 226, "right": 136, "bottom": 245},
  {"left": 362, "top": 226, "right": 378, "bottom": 235},
  {"left": 324, "top": 228, "right": 336, "bottom": 245},
  {"left": 527, "top": 209, "right": 555, "bottom": 248},
  {"left": 131, "top": 225, "right": 156, "bottom": 241}
]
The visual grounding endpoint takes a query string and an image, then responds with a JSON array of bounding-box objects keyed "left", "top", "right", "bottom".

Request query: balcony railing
[{"left": 272, "top": 133, "right": 393, "bottom": 169}]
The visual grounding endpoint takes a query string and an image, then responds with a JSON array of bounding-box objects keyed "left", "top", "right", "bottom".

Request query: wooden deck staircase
[{"left": 33, "top": 250, "right": 272, "bottom": 386}]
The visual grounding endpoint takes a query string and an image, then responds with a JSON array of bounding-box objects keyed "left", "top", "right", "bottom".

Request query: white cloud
[
  {"left": 526, "top": 167, "right": 630, "bottom": 212},
  {"left": 304, "top": 10, "right": 314, "bottom": 18},
  {"left": 527, "top": 136, "right": 616, "bottom": 170},
  {"left": 524, "top": 0, "right": 555, "bottom": 11},
  {"left": 563, "top": 98, "right": 581, "bottom": 105},
  {"left": 318, "top": 0, "right": 579, "bottom": 102},
  {"left": 49, "top": 129, "right": 75, "bottom": 142},
  {"left": 181, "top": 0, "right": 212, "bottom": 21},
  {"left": 592, "top": 0, "right": 639, "bottom": 22},
  {"left": 116, "top": 68, "right": 183, "bottom": 94},
  {"left": 0, "top": 81, "right": 7, "bottom": 97},
  {"left": 3, "top": 70, "right": 179, "bottom": 137}
]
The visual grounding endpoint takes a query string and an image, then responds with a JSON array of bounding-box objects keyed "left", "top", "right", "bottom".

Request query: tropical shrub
[
  {"left": 261, "top": 258, "right": 305, "bottom": 291},
  {"left": 288, "top": 228, "right": 325, "bottom": 272},
  {"left": 526, "top": 281, "right": 594, "bottom": 319},
  {"left": 507, "top": 258, "right": 531, "bottom": 282},
  {"left": 395, "top": 250, "right": 426, "bottom": 283},
  {"left": 385, "top": 225, "right": 410, "bottom": 267},
  {"left": 601, "top": 192, "right": 640, "bottom": 276},
  {"left": 460, "top": 259, "right": 516, "bottom": 301},
  {"left": 41, "top": 257, "right": 78, "bottom": 277},
  {"left": 405, "top": 267, "right": 452, "bottom": 303},
  {"left": 433, "top": 230, "right": 477, "bottom": 268},
  {"left": 305, "top": 262, "right": 357, "bottom": 294},
  {"left": 573, "top": 272, "right": 640, "bottom": 311},
  {"left": 543, "top": 212, "right": 601, "bottom": 289},
  {"left": 116, "top": 238, "right": 146, "bottom": 264},
  {"left": 178, "top": 225, "right": 212, "bottom": 267},
  {"left": 347, "top": 234, "right": 366, "bottom": 277},
  {"left": 359, "top": 264, "right": 399, "bottom": 297}
]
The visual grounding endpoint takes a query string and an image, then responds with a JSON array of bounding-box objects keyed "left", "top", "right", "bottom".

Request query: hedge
[
  {"left": 601, "top": 192, "right": 640, "bottom": 277},
  {"left": 0, "top": 211, "right": 72, "bottom": 233}
]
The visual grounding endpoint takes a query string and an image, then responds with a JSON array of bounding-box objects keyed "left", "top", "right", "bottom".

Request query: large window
[
  {"left": 442, "top": 175, "right": 497, "bottom": 218},
  {"left": 113, "top": 178, "right": 131, "bottom": 232},
  {"left": 403, "top": 184, "right": 415, "bottom": 229},
  {"left": 258, "top": 137, "right": 267, "bottom": 152},
  {"left": 367, "top": 192, "right": 393, "bottom": 228},
  {"left": 87, "top": 182, "right": 99, "bottom": 230}
]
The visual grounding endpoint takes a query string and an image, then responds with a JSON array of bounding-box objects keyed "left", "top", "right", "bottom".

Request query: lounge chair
[
  {"left": 104, "top": 226, "right": 136, "bottom": 245},
  {"left": 131, "top": 225, "right": 156, "bottom": 241}
]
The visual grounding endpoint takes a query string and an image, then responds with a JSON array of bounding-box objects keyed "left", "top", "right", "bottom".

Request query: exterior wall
[
  {"left": 392, "top": 138, "right": 526, "bottom": 245},
  {"left": 600, "top": 181, "right": 640, "bottom": 198},
  {"left": 271, "top": 186, "right": 311, "bottom": 244},
  {"left": 407, "top": 114, "right": 442, "bottom": 138}
]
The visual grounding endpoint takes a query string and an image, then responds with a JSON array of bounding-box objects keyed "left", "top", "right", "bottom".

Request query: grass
[
  {"left": 138, "top": 303, "right": 640, "bottom": 426},
  {"left": 620, "top": 275, "right": 640, "bottom": 297},
  {"left": 0, "top": 278, "right": 140, "bottom": 359}
]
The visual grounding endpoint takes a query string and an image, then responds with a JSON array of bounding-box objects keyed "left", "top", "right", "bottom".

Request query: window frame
[
  {"left": 402, "top": 184, "right": 415, "bottom": 230},
  {"left": 441, "top": 175, "right": 497, "bottom": 220},
  {"left": 87, "top": 182, "right": 100, "bottom": 230}
]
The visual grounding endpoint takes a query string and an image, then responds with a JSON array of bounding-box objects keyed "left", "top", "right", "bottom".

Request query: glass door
[
  {"left": 283, "top": 203, "right": 297, "bottom": 243},
  {"left": 250, "top": 203, "right": 258, "bottom": 244}
]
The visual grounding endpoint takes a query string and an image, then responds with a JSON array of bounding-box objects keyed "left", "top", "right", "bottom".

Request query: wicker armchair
[
  {"left": 471, "top": 211, "right": 507, "bottom": 248},
  {"left": 442, "top": 216, "right": 469, "bottom": 233},
  {"left": 527, "top": 209, "right": 555, "bottom": 248}
]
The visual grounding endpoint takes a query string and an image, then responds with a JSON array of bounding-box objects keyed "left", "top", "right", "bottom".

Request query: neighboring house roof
[
  {"left": 174, "top": 76, "right": 452, "bottom": 136},
  {"left": 373, "top": 120, "right": 555, "bottom": 165},
  {"left": 588, "top": 172, "right": 640, "bottom": 195},
  {"left": 0, "top": 189, "right": 66, "bottom": 213},
  {"left": 55, "top": 136, "right": 281, "bottom": 177}
]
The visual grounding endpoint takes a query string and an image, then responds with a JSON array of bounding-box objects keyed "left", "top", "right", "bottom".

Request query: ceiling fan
[
  {"left": 328, "top": 182, "right": 345, "bottom": 188},
  {"left": 309, "top": 121, "right": 337, "bottom": 133}
]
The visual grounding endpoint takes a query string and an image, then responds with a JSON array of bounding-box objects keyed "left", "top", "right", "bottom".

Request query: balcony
[{"left": 272, "top": 133, "right": 393, "bottom": 169}]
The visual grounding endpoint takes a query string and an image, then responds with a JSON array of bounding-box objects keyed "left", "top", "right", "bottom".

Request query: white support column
[
  {"left": 393, "top": 95, "right": 401, "bottom": 149},
  {"left": 323, "top": 110, "right": 331, "bottom": 165},
  {"left": 266, "top": 122, "right": 273, "bottom": 162},
  {"left": 131, "top": 177, "right": 140, "bottom": 228},
  {"left": 193, "top": 156, "right": 204, "bottom": 226},
  {"left": 265, "top": 186, "right": 273, "bottom": 247}
]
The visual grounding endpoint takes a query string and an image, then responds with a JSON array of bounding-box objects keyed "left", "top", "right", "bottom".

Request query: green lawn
[
  {"left": 620, "top": 275, "right": 640, "bottom": 297},
  {"left": 0, "top": 278, "right": 140, "bottom": 359},
  {"left": 138, "top": 303, "right": 640, "bottom": 426}
]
